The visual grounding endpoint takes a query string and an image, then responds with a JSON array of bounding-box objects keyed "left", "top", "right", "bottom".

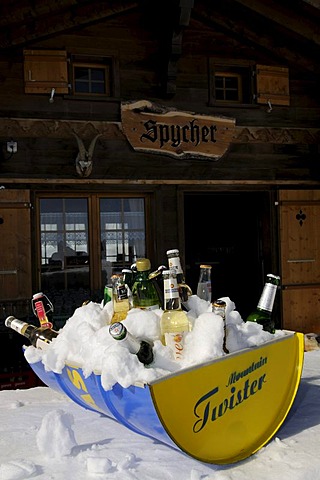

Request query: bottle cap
[
  {"left": 136, "top": 258, "right": 151, "bottom": 271},
  {"left": 148, "top": 265, "right": 167, "bottom": 280},
  {"left": 5, "top": 316, "right": 15, "bottom": 328},
  {"left": 32, "top": 292, "right": 44, "bottom": 300},
  {"left": 109, "top": 322, "right": 126, "bottom": 340},
  {"left": 266, "top": 273, "right": 280, "bottom": 280},
  {"left": 166, "top": 249, "right": 179, "bottom": 256}
]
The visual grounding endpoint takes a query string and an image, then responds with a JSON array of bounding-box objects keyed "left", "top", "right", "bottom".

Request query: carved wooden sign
[{"left": 121, "top": 100, "right": 237, "bottom": 160}]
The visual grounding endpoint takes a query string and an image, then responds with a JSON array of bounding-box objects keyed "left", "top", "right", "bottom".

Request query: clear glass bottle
[
  {"left": 197, "top": 264, "right": 212, "bottom": 302},
  {"left": 111, "top": 274, "right": 131, "bottom": 323},
  {"left": 246, "top": 274, "right": 281, "bottom": 334},
  {"left": 160, "top": 269, "right": 190, "bottom": 361},
  {"left": 212, "top": 299, "right": 229, "bottom": 353},
  {"left": 166, "top": 249, "right": 192, "bottom": 304},
  {"left": 109, "top": 322, "right": 154, "bottom": 366},
  {"left": 148, "top": 264, "right": 166, "bottom": 309},
  {"left": 131, "top": 258, "right": 160, "bottom": 310},
  {"left": 122, "top": 268, "right": 134, "bottom": 291},
  {"left": 5, "top": 316, "right": 59, "bottom": 351},
  {"left": 31, "top": 292, "right": 54, "bottom": 329}
]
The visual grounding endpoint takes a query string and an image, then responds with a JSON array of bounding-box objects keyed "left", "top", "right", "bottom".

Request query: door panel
[
  {"left": 279, "top": 189, "right": 320, "bottom": 333},
  {"left": 0, "top": 189, "right": 32, "bottom": 305}
]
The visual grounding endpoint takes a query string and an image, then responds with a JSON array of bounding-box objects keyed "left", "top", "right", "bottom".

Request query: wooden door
[
  {"left": 0, "top": 189, "right": 32, "bottom": 318},
  {"left": 279, "top": 190, "right": 320, "bottom": 333}
]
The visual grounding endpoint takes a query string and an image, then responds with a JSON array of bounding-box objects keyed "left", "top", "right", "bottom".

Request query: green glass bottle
[
  {"left": 131, "top": 258, "right": 160, "bottom": 310},
  {"left": 245, "top": 273, "right": 281, "bottom": 334},
  {"left": 109, "top": 322, "right": 154, "bottom": 366}
]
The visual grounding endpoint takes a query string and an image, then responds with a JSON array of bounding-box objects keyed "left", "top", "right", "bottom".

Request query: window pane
[
  {"left": 40, "top": 198, "right": 90, "bottom": 316},
  {"left": 74, "top": 65, "right": 107, "bottom": 94},
  {"left": 75, "top": 81, "right": 89, "bottom": 93},
  {"left": 91, "top": 69, "right": 105, "bottom": 81},
  {"left": 74, "top": 67, "right": 89, "bottom": 81},
  {"left": 100, "top": 198, "right": 146, "bottom": 284},
  {"left": 91, "top": 83, "right": 105, "bottom": 94},
  {"left": 225, "top": 77, "right": 238, "bottom": 89}
]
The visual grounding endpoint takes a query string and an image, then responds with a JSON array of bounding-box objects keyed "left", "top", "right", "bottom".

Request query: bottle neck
[
  {"left": 257, "top": 282, "right": 277, "bottom": 312},
  {"left": 168, "top": 256, "right": 184, "bottom": 276},
  {"left": 6, "top": 317, "right": 35, "bottom": 339},
  {"left": 199, "top": 269, "right": 211, "bottom": 283},
  {"left": 163, "top": 275, "right": 181, "bottom": 310}
]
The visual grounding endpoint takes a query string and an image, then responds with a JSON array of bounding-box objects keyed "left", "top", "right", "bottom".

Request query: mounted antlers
[{"left": 72, "top": 133, "right": 102, "bottom": 177}]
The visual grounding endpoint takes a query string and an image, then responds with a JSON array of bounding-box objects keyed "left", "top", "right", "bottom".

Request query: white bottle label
[
  {"left": 35, "top": 338, "right": 51, "bottom": 351},
  {"left": 257, "top": 283, "right": 277, "bottom": 312},
  {"left": 8, "top": 318, "right": 26, "bottom": 334},
  {"left": 164, "top": 331, "right": 187, "bottom": 361},
  {"left": 164, "top": 277, "right": 180, "bottom": 299},
  {"left": 168, "top": 257, "right": 183, "bottom": 275}
]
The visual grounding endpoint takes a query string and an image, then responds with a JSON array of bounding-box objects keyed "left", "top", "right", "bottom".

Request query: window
[
  {"left": 73, "top": 63, "right": 110, "bottom": 95},
  {"left": 214, "top": 73, "right": 242, "bottom": 102},
  {"left": 70, "top": 53, "right": 119, "bottom": 97},
  {"left": 208, "top": 60, "right": 252, "bottom": 105},
  {"left": 37, "top": 194, "right": 148, "bottom": 319}
]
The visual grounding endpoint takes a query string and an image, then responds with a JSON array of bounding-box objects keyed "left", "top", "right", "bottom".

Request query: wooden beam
[
  {"left": 193, "top": 0, "right": 320, "bottom": 74},
  {"left": 232, "top": 0, "right": 320, "bottom": 47},
  {"left": 0, "top": 0, "right": 138, "bottom": 49},
  {"left": 0, "top": 118, "right": 319, "bottom": 144}
]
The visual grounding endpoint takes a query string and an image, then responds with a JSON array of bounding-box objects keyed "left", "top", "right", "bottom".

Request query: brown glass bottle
[{"left": 5, "top": 316, "right": 58, "bottom": 351}]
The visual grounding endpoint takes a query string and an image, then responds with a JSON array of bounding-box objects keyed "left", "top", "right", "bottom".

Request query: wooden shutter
[
  {"left": 256, "top": 64, "right": 290, "bottom": 106},
  {"left": 0, "top": 189, "right": 32, "bottom": 311},
  {"left": 23, "top": 49, "right": 69, "bottom": 94},
  {"left": 279, "top": 190, "right": 320, "bottom": 333}
]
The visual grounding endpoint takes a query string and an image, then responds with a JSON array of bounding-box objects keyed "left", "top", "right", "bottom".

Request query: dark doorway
[{"left": 184, "top": 191, "right": 273, "bottom": 321}]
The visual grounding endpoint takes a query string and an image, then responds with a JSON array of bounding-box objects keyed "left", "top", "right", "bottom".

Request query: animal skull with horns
[{"left": 73, "top": 133, "right": 102, "bottom": 177}]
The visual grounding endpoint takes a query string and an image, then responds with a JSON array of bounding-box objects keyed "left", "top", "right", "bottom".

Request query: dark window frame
[
  {"left": 73, "top": 62, "right": 110, "bottom": 96},
  {"left": 208, "top": 58, "right": 255, "bottom": 107},
  {"left": 69, "top": 53, "right": 120, "bottom": 98}
]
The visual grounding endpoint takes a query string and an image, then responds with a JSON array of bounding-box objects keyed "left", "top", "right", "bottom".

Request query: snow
[{"left": 1, "top": 296, "right": 320, "bottom": 479}]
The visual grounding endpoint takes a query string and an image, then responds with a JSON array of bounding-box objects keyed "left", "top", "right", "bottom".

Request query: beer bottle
[
  {"left": 31, "top": 292, "right": 54, "bottom": 329},
  {"left": 122, "top": 268, "right": 134, "bottom": 291},
  {"left": 109, "top": 322, "right": 154, "bottom": 366},
  {"left": 148, "top": 264, "right": 166, "bottom": 309},
  {"left": 160, "top": 269, "right": 190, "bottom": 361},
  {"left": 197, "top": 264, "right": 212, "bottom": 302},
  {"left": 131, "top": 258, "right": 160, "bottom": 310},
  {"left": 166, "top": 249, "right": 192, "bottom": 304},
  {"left": 103, "top": 283, "right": 113, "bottom": 305},
  {"left": 245, "top": 274, "right": 281, "bottom": 334},
  {"left": 5, "top": 316, "right": 59, "bottom": 351},
  {"left": 212, "top": 299, "right": 229, "bottom": 353},
  {"left": 111, "top": 274, "right": 131, "bottom": 324}
]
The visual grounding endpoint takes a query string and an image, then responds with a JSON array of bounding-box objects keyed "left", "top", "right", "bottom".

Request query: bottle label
[
  {"left": 168, "top": 257, "right": 183, "bottom": 275},
  {"left": 34, "top": 300, "right": 53, "bottom": 328},
  {"left": 164, "top": 331, "right": 187, "bottom": 361},
  {"left": 35, "top": 338, "right": 51, "bottom": 351},
  {"left": 7, "top": 318, "right": 26, "bottom": 334},
  {"left": 164, "top": 278, "right": 179, "bottom": 300},
  {"left": 257, "top": 284, "right": 277, "bottom": 312},
  {"left": 116, "top": 284, "right": 128, "bottom": 300}
]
